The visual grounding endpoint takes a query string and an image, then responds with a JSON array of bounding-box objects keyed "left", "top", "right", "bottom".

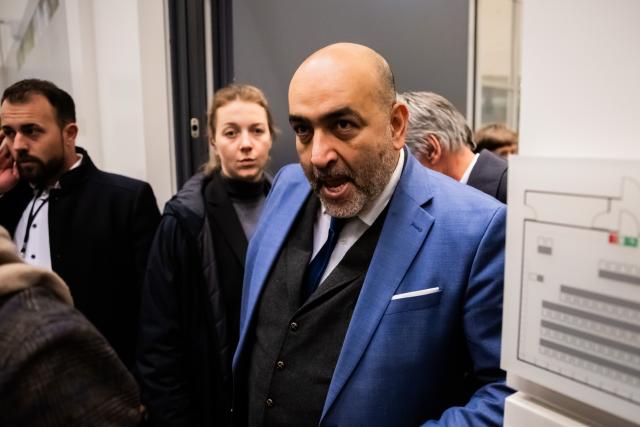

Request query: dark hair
[{"left": 1, "top": 79, "right": 76, "bottom": 128}]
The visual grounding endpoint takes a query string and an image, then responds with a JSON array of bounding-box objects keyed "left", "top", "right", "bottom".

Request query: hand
[{"left": 0, "top": 132, "right": 19, "bottom": 193}]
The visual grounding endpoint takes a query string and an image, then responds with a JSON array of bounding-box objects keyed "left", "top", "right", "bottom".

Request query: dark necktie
[{"left": 303, "top": 216, "right": 346, "bottom": 300}]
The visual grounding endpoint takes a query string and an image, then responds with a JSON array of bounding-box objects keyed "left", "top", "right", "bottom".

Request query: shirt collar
[
  {"left": 459, "top": 152, "right": 479, "bottom": 184},
  {"left": 29, "top": 153, "right": 84, "bottom": 193},
  {"left": 69, "top": 153, "right": 84, "bottom": 171},
  {"left": 321, "top": 148, "right": 405, "bottom": 226}
]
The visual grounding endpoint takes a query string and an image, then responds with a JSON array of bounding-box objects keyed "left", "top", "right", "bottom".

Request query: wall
[
  {"left": 92, "top": 1, "right": 147, "bottom": 179},
  {"left": 519, "top": 0, "right": 640, "bottom": 159},
  {"left": 65, "top": 0, "right": 103, "bottom": 167},
  {"left": 0, "top": 0, "right": 175, "bottom": 206},
  {"left": 233, "top": 0, "right": 472, "bottom": 171},
  {"left": 475, "top": 0, "right": 521, "bottom": 129},
  {"left": 137, "top": 0, "right": 175, "bottom": 206},
  {"left": 2, "top": 0, "right": 72, "bottom": 98}
]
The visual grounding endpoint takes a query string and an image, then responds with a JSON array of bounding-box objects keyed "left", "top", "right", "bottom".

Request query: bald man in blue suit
[{"left": 233, "top": 43, "right": 511, "bottom": 426}]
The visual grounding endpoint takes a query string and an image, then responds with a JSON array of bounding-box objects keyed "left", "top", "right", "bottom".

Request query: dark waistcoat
[{"left": 245, "top": 194, "right": 386, "bottom": 427}]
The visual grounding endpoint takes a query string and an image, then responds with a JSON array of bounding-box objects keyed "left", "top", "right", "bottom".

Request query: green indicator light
[{"left": 623, "top": 236, "right": 638, "bottom": 247}]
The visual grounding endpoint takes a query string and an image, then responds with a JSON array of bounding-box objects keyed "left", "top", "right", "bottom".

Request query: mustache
[
  {"left": 306, "top": 163, "right": 359, "bottom": 197},
  {"left": 311, "top": 164, "right": 353, "bottom": 182},
  {"left": 16, "top": 153, "right": 43, "bottom": 164}
]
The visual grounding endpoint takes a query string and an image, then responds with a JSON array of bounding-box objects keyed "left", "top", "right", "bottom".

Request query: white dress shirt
[
  {"left": 312, "top": 149, "right": 405, "bottom": 285},
  {"left": 13, "top": 154, "right": 83, "bottom": 269},
  {"left": 459, "top": 153, "right": 479, "bottom": 184},
  {"left": 14, "top": 189, "right": 51, "bottom": 269}
]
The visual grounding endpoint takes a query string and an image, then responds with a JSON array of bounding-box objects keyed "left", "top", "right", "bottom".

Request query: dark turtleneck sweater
[{"left": 221, "top": 175, "right": 269, "bottom": 240}]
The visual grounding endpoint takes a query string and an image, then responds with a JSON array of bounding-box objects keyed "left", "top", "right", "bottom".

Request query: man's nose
[
  {"left": 310, "top": 131, "right": 337, "bottom": 169},
  {"left": 12, "top": 132, "right": 29, "bottom": 151}
]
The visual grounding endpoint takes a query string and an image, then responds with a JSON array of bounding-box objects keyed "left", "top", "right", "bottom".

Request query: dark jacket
[
  {"left": 138, "top": 172, "right": 250, "bottom": 427},
  {"left": 0, "top": 147, "right": 160, "bottom": 367},
  {"left": 467, "top": 149, "right": 508, "bottom": 203},
  {"left": 0, "top": 226, "right": 142, "bottom": 427}
]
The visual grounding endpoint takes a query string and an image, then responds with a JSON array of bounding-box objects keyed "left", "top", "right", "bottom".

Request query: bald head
[{"left": 290, "top": 43, "right": 396, "bottom": 110}]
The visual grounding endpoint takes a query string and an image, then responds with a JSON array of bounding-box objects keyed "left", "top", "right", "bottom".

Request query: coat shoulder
[
  {"left": 425, "top": 167, "right": 504, "bottom": 213},
  {"left": 0, "top": 288, "right": 88, "bottom": 362},
  {"left": 274, "top": 163, "right": 306, "bottom": 183},
  {"left": 162, "top": 173, "right": 207, "bottom": 232},
  {"left": 90, "top": 169, "right": 153, "bottom": 195},
  {"left": 260, "top": 164, "right": 309, "bottom": 217}
]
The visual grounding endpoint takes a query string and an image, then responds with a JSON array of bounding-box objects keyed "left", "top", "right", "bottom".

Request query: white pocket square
[{"left": 391, "top": 286, "right": 440, "bottom": 300}]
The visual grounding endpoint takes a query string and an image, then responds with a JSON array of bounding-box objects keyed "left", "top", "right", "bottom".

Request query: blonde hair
[{"left": 204, "top": 84, "right": 276, "bottom": 175}]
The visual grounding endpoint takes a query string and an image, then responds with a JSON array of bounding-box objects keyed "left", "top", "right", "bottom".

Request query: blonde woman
[{"left": 137, "top": 84, "right": 275, "bottom": 426}]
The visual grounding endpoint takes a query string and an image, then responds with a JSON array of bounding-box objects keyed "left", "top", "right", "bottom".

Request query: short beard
[
  {"left": 303, "top": 146, "right": 398, "bottom": 218},
  {"left": 17, "top": 153, "right": 65, "bottom": 188}
]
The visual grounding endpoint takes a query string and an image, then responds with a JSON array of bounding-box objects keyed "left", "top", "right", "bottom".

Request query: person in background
[
  {"left": 0, "top": 225, "right": 143, "bottom": 427},
  {"left": 137, "top": 84, "right": 275, "bottom": 426},
  {"left": 0, "top": 79, "right": 160, "bottom": 367},
  {"left": 475, "top": 122, "right": 518, "bottom": 158},
  {"left": 399, "top": 91, "right": 508, "bottom": 203},
  {"left": 233, "top": 43, "right": 510, "bottom": 426}
]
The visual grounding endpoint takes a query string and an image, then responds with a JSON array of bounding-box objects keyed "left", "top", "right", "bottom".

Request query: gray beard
[{"left": 305, "top": 147, "right": 398, "bottom": 218}]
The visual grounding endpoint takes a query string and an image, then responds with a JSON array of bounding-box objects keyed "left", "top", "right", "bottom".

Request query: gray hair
[{"left": 397, "top": 91, "right": 475, "bottom": 158}]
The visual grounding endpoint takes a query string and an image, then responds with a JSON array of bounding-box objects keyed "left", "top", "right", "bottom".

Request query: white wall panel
[{"left": 519, "top": 0, "right": 640, "bottom": 159}]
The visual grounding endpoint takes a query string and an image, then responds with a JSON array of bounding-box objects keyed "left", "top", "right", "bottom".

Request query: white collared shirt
[
  {"left": 13, "top": 154, "right": 83, "bottom": 269},
  {"left": 14, "top": 189, "right": 52, "bottom": 269},
  {"left": 459, "top": 153, "right": 479, "bottom": 184},
  {"left": 312, "top": 149, "right": 405, "bottom": 285}
]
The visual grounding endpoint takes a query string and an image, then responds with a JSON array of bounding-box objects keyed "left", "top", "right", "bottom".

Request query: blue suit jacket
[{"left": 234, "top": 152, "right": 511, "bottom": 426}]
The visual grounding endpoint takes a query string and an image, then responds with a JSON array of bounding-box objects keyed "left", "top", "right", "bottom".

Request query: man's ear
[
  {"left": 63, "top": 123, "right": 78, "bottom": 147},
  {"left": 422, "top": 134, "right": 443, "bottom": 165},
  {"left": 390, "top": 102, "right": 409, "bottom": 150}
]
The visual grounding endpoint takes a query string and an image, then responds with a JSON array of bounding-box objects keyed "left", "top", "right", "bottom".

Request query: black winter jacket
[{"left": 137, "top": 173, "right": 232, "bottom": 427}]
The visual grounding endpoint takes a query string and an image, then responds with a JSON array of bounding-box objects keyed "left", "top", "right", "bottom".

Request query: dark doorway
[{"left": 168, "top": 0, "right": 234, "bottom": 188}]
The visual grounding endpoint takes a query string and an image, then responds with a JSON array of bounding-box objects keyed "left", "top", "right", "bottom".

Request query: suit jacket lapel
[
  {"left": 321, "top": 154, "right": 435, "bottom": 420},
  {"left": 204, "top": 173, "right": 248, "bottom": 267}
]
